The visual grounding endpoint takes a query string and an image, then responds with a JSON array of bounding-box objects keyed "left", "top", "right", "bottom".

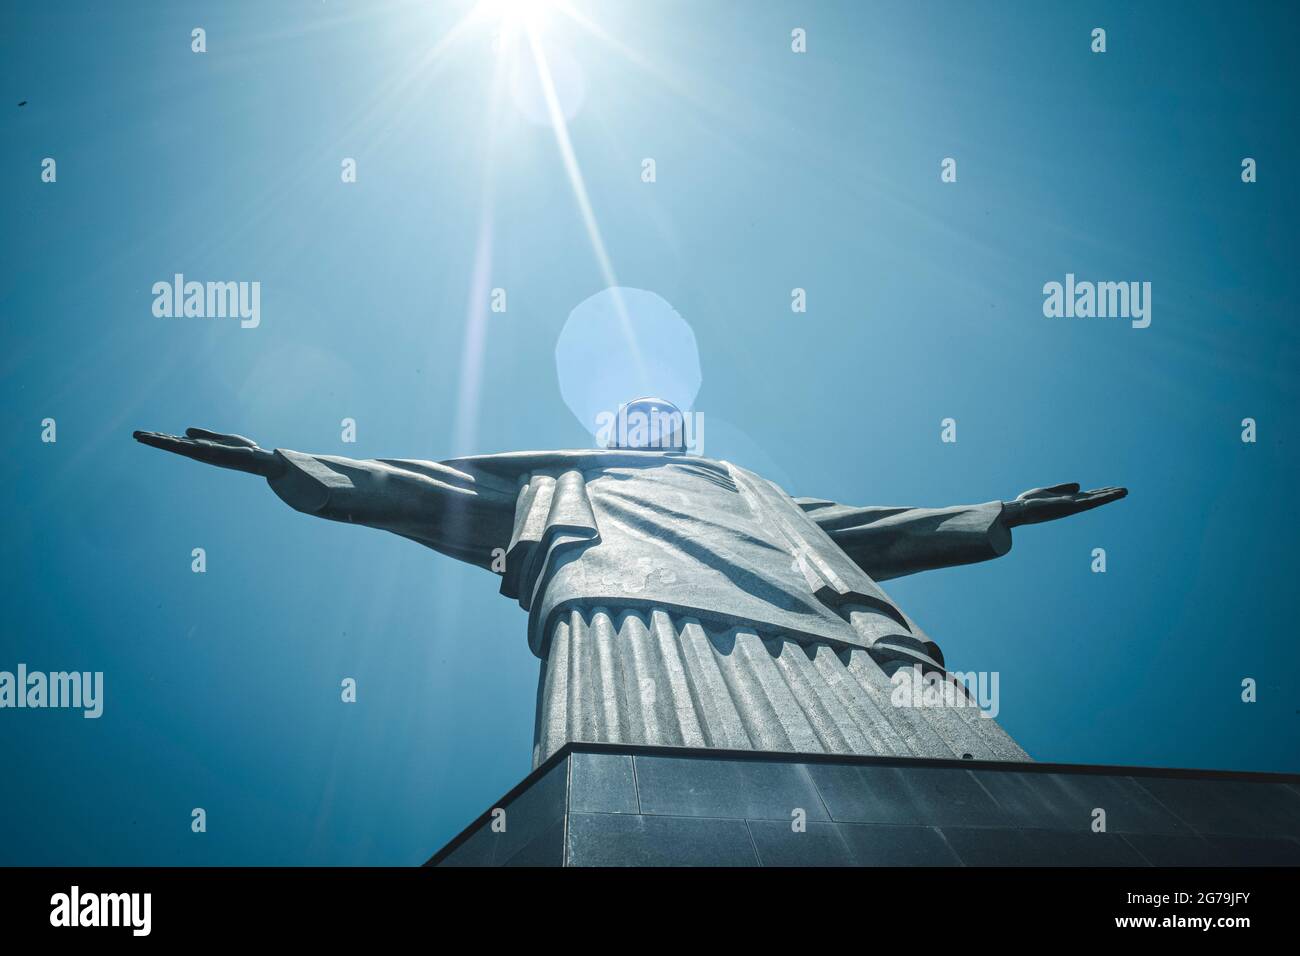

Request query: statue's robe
[{"left": 267, "top": 447, "right": 1029, "bottom": 766}]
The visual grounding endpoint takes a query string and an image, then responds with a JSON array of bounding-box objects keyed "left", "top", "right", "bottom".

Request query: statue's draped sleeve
[
  {"left": 265, "top": 449, "right": 518, "bottom": 570},
  {"left": 794, "top": 498, "right": 1012, "bottom": 581}
]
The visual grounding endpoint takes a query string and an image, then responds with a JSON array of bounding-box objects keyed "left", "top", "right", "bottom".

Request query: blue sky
[{"left": 2, "top": 0, "right": 1297, "bottom": 865}]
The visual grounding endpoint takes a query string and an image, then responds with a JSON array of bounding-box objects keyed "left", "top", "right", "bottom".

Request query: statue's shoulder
[{"left": 441, "top": 449, "right": 731, "bottom": 479}]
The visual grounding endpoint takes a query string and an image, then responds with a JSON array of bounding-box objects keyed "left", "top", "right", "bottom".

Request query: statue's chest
[{"left": 502, "top": 457, "right": 908, "bottom": 656}]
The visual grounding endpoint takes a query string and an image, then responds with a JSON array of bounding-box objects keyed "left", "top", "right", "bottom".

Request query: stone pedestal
[{"left": 426, "top": 743, "right": 1300, "bottom": 867}]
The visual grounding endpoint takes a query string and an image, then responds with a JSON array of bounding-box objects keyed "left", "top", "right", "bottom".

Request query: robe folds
[{"left": 267, "top": 447, "right": 1026, "bottom": 763}]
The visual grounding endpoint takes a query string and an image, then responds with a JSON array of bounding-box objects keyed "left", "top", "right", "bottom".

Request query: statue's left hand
[
  {"left": 1001, "top": 483, "right": 1126, "bottom": 528},
  {"left": 133, "top": 427, "right": 285, "bottom": 478}
]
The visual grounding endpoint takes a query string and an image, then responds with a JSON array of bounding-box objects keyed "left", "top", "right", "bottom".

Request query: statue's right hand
[{"left": 133, "top": 427, "right": 285, "bottom": 478}]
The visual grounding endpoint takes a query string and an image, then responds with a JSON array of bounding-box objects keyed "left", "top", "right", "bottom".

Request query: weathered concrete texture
[
  {"left": 534, "top": 607, "right": 1028, "bottom": 767},
  {"left": 428, "top": 744, "right": 1300, "bottom": 867}
]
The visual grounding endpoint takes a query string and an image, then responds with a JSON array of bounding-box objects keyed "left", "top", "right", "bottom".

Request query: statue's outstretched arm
[
  {"left": 797, "top": 482, "right": 1126, "bottom": 581},
  {"left": 134, "top": 427, "right": 517, "bottom": 570}
]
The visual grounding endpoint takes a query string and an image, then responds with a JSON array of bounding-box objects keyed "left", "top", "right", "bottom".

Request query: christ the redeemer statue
[{"left": 135, "top": 397, "right": 1125, "bottom": 767}]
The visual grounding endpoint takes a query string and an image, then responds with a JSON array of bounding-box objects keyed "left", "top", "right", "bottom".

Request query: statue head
[{"left": 605, "top": 396, "right": 687, "bottom": 452}]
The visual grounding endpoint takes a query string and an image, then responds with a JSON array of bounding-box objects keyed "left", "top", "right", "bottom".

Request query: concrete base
[{"left": 426, "top": 743, "right": 1300, "bottom": 866}]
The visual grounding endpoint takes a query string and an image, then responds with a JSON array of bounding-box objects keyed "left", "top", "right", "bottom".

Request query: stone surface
[
  {"left": 428, "top": 743, "right": 1300, "bottom": 867},
  {"left": 808, "top": 762, "right": 1006, "bottom": 828},
  {"left": 633, "top": 753, "right": 829, "bottom": 821},
  {"left": 434, "top": 759, "right": 568, "bottom": 867},
  {"left": 569, "top": 752, "right": 639, "bottom": 815},
  {"left": 566, "top": 813, "right": 760, "bottom": 867}
]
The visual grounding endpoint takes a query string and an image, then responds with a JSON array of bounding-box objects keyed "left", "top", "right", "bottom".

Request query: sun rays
[{"left": 447, "top": 0, "right": 652, "bottom": 450}]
